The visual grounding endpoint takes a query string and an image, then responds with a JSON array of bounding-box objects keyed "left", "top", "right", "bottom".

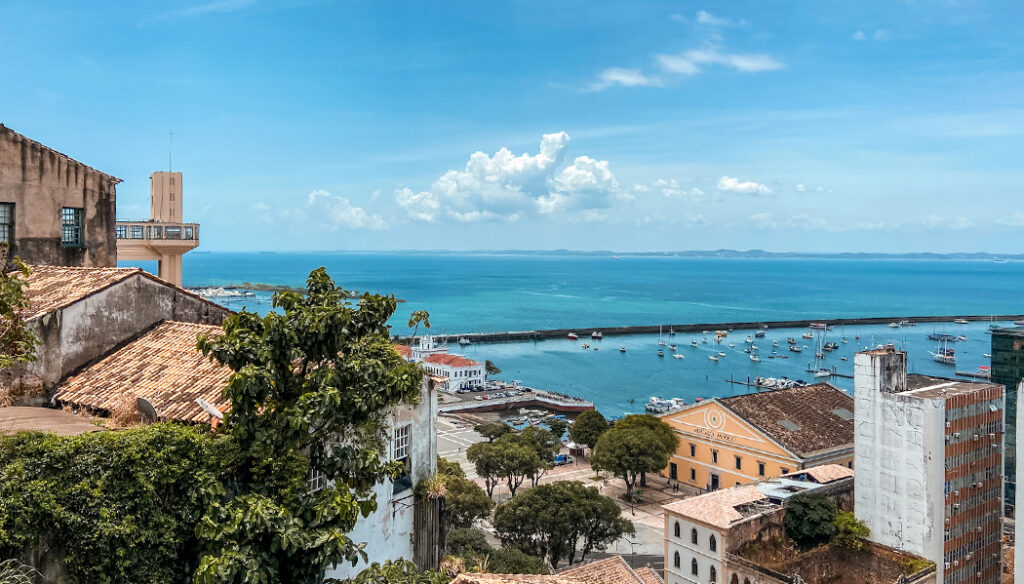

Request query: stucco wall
[
  {"left": 7, "top": 273, "right": 231, "bottom": 399},
  {"left": 0, "top": 126, "right": 118, "bottom": 267},
  {"left": 325, "top": 377, "right": 439, "bottom": 580},
  {"left": 664, "top": 513, "right": 724, "bottom": 584}
]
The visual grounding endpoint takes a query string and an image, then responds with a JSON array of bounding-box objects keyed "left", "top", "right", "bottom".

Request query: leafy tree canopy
[
  {"left": 493, "top": 481, "right": 633, "bottom": 569},
  {"left": 195, "top": 268, "right": 424, "bottom": 584},
  {"left": 591, "top": 425, "right": 672, "bottom": 501},
  {"left": 569, "top": 411, "right": 608, "bottom": 451},
  {"left": 473, "top": 422, "right": 512, "bottom": 443},
  {"left": 437, "top": 456, "right": 466, "bottom": 480},
  {"left": 484, "top": 360, "right": 501, "bottom": 375},
  {"left": 445, "top": 476, "right": 494, "bottom": 529},
  {"left": 833, "top": 511, "right": 870, "bottom": 551},
  {"left": 327, "top": 560, "right": 448, "bottom": 584},
  {"left": 783, "top": 493, "right": 838, "bottom": 549},
  {"left": 0, "top": 248, "right": 38, "bottom": 369},
  {"left": 546, "top": 420, "right": 568, "bottom": 442}
]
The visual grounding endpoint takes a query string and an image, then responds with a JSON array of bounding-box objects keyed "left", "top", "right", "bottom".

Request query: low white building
[
  {"left": 422, "top": 353, "right": 485, "bottom": 391},
  {"left": 324, "top": 375, "right": 441, "bottom": 579}
]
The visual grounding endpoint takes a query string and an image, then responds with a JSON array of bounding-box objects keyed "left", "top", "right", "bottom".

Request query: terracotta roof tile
[
  {"left": 718, "top": 383, "right": 854, "bottom": 457},
  {"left": 634, "top": 568, "right": 663, "bottom": 584},
  {"left": 395, "top": 344, "right": 413, "bottom": 359},
  {"left": 19, "top": 265, "right": 141, "bottom": 320},
  {"left": 662, "top": 485, "right": 768, "bottom": 530},
  {"left": 782, "top": 464, "right": 854, "bottom": 484},
  {"left": 55, "top": 321, "right": 231, "bottom": 423},
  {"left": 560, "top": 556, "right": 645, "bottom": 584},
  {"left": 424, "top": 353, "right": 480, "bottom": 368},
  {"left": 452, "top": 575, "right": 581, "bottom": 584}
]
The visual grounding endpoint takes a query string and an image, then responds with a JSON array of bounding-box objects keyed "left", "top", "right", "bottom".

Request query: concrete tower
[{"left": 116, "top": 171, "right": 199, "bottom": 287}]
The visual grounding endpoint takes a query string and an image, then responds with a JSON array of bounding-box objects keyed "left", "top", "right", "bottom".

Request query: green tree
[
  {"left": 590, "top": 425, "right": 672, "bottom": 501},
  {"left": 473, "top": 422, "right": 512, "bottom": 443},
  {"left": 437, "top": 456, "right": 466, "bottom": 480},
  {"left": 783, "top": 493, "right": 838, "bottom": 549},
  {"left": 569, "top": 410, "right": 608, "bottom": 452},
  {"left": 407, "top": 310, "right": 431, "bottom": 339},
  {"left": 546, "top": 420, "right": 568, "bottom": 442},
  {"left": 327, "top": 560, "right": 448, "bottom": 584},
  {"left": 484, "top": 360, "right": 501, "bottom": 375},
  {"left": 194, "top": 268, "right": 424, "bottom": 584},
  {"left": 445, "top": 476, "right": 494, "bottom": 528},
  {"left": 493, "top": 481, "right": 634, "bottom": 568},
  {"left": 612, "top": 415, "right": 678, "bottom": 487},
  {"left": 514, "top": 427, "right": 559, "bottom": 487},
  {"left": 0, "top": 248, "right": 38, "bottom": 369},
  {"left": 466, "top": 441, "right": 503, "bottom": 498},
  {"left": 444, "top": 528, "right": 492, "bottom": 557},
  {"left": 833, "top": 511, "right": 870, "bottom": 551},
  {"left": 487, "top": 548, "right": 549, "bottom": 575}
]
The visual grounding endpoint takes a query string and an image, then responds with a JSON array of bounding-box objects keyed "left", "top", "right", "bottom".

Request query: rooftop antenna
[{"left": 168, "top": 130, "right": 173, "bottom": 171}]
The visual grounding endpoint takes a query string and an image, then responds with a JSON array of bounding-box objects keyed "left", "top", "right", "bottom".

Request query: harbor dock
[
  {"left": 439, "top": 387, "right": 595, "bottom": 415},
  {"left": 397, "top": 314, "right": 1024, "bottom": 345}
]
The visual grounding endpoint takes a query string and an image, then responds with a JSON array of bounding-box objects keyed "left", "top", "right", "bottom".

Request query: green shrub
[
  {"left": 0, "top": 424, "right": 227, "bottom": 583},
  {"left": 833, "top": 511, "right": 870, "bottom": 550},
  {"left": 783, "top": 493, "right": 838, "bottom": 549}
]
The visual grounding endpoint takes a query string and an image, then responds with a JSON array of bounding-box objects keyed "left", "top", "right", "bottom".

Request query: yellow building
[{"left": 659, "top": 383, "right": 854, "bottom": 492}]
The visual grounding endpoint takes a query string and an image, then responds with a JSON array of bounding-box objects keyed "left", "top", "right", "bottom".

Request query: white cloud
[
  {"left": 648, "top": 178, "right": 706, "bottom": 201},
  {"left": 669, "top": 13, "right": 688, "bottom": 23},
  {"left": 633, "top": 184, "right": 651, "bottom": 193},
  {"left": 996, "top": 212, "right": 1024, "bottom": 227},
  {"left": 873, "top": 29, "right": 889, "bottom": 41},
  {"left": 717, "top": 176, "right": 772, "bottom": 195},
  {"left": 395, "top": 132, "right": 622, "bottom": 223},
  {"left": 695, "top": 10, "right": 744, "bottom": 27},
  {"left": 852, "top": 30, "right": 867, "bottom": 41},
  {"left": 795, "top": 184, "right": 806, "bottom": 192},
  {"left": 304, "top": 190, "right": 386, "bottom": 231},
  {"left": 656, "top": 48, "right": 784, "bottom": 75},
  {"left": 921, "top": 215, "right": 975, "bottom": 230},
  {"left": 787, "top": 214, "right": 831, "bottom": 231},
  {"left": 749, "top": 212, "right": 776, "bottom": 228},
  {"left": 853, "top": 29, "right": 888, "bottom": 42},
  {"left": 588, "top": 68, "right": 661, "bottom": 91},
  {"left": 252, "top": 201, "right": 270, "bottom": 212}
]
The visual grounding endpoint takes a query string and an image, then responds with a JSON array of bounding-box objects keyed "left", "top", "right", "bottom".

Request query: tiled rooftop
[
  {"left": 450, "top": 556, "right": 659, "bottom": 584},
  {"left": 19, "top": 265, "right": 142, "bottom": 319},
  {"left": 394, "top": 344, "right": 413, "bottom": 359},
  {"left": 718, "top": 383, "right": 854, "bottom": 457},
  {"left": 424, "top": 353, "right": 480, "bottom": 368},
  {"left": 452, "top": 575, "right": 579, "bottom": 584},
  {"left": 782, "top": 464, "right": 854, "bottom": 484},
  {"left": 634, "top": 567, "right": 662, "bottom": 584},
  {"left": 662, "top": 485, "right": 768, "bottom": 529},
  {"left": 55, "top": 321, "right": 231, "bottom": 423}
]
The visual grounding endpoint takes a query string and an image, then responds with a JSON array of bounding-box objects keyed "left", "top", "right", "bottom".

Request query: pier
[
  {"left": 397, "top": 314, "right": 1024, "bottom": 345},
  {"left": 439, "top": 388, "right": 595, "bottom": 415}
]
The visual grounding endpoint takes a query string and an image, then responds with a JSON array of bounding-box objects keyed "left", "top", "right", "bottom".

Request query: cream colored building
[{"left": 116, "top": 171, "right": 199, "bottom": 286}]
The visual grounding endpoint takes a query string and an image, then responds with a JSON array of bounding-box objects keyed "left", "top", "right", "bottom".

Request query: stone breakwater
[{"left": 396, "top": 314, "right": 1024, "bottom": 345}]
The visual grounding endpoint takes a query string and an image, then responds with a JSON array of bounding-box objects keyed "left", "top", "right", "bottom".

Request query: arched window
[
  {"left": 673, "top": 552, "right": 680, "bottom": 568},
  {"left": 709, "top": 535, "right": 717, "bottom": 552},
  {"left": 744, "top": 579, "right": 751, "bottom": 584},
  {"left": 730, "top": 575, "right": 739, "bottom": 584},
  {"left": 674, "top": 522, "right": 681, "bottom": 538},
  {"left": 691, "top": 528, "right": 698, "bottom": 544},
  {"left": 691, "top": 559, "right": 698, "bottom": 576},
  {"left": 709, "top": 566, "right": 717, "bottom": 583}
]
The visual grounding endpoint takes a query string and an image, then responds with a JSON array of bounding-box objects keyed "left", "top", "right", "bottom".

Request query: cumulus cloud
[
  {"left": 717, "top": 176, "right": 772, "bottom": 195},
  {"left": 923, "top": 215, "right": 976, "bottom": 230},
  {"left": 749, "top": 212, "right": 776, "bottom": 228},
  {"left": 588, "top": 67, "right": 661, "bottom": 91},
  {"left": 852, "top": 30, "right": 867, "bottom": 41},
  {"left": 656, "top": 48, "right": 784, "bottom": 75},
  {"left": 873, "top": 29, "right": 889, "bottom": 41},
  {"left": 395, "top": 132, "right": 622, "bottom": 223},
  {"left": 303, "top": 190, "right": 386, "bottom": 230},
  {"left": 645, "top": 178, "right": 706, "bottom": 201},
  {"left": 853, "top": 29, "right": 888, "bottom": 42},
  {"left": 795, "top": 184, "right": 806, "bottom": 192}
]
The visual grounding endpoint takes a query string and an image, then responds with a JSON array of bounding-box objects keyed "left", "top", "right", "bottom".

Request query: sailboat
[
  {"left": 658, "top": 326, "right": 667, "bottom": 346},
  {"left": 808, "top": 329, "right": 831, "bottom": 378},
  {"left": 930, "top": 340, "right": 956, "bottom": 365}
]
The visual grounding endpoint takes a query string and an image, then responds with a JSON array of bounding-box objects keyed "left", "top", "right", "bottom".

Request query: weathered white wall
[
  {"left": 325, "top": 378, "right": 438, "bottom": 580},
  {"left": 853, "top": 351, "right": 945, "bottom": 583},
  {"left": 664, "top": 512, "right": 722, "bottom": 584}
]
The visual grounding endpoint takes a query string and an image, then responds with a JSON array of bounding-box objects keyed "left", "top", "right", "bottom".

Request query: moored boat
[
  {"left": 567, "top": 332, "right": 579, "bottom": 340},
  {"left": 591, "top": 331, "right": 603, "bottom": 339}
]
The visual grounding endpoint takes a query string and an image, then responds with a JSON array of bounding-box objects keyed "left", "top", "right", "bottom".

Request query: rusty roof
[
  {"left": 450, "top": 557, "right": 652, "bottom": 584},
  {"left": 559, "top": 557, "right": 650, "bottom": 584},
  {"left": 394, "top": 344, "right": 413, "bottom": 359},
  {"left": 452, "top": 575, "right": 580, "bottom": 584},
  {"left": 633, "top": 568, "right": 662, "bottom": 584},
  {"left": 17, "top": 265, "right": 231, "bottom": 321},
  {"left": 718, "top": 383, "right": 854, "bottom": 458},
  {"left": 54, "top": 321, "right": 231, "bottom": 424},
  {"left": 782, "top": 464, "right": 854, "bottom": 484},
  {"left": 0, "top": 406, "right": 104, "bottom": 436}
]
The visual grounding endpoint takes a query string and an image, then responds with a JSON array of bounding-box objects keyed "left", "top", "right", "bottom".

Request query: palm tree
[{"left": 408, "top": 310, "right": 431, "bottom": 340}]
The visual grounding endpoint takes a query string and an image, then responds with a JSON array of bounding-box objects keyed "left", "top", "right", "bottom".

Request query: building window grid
[
  {"left": 61, "top": 207, "right": 83, "bottom": 247},
  {"left": 0, "top": 203, "right": 13, "bottom": 245},
  {"left": 307, "top": 468, "right": 327, "bottom": 493}
]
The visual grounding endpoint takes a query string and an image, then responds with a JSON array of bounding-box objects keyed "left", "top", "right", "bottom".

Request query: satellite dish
[
  {"left": 196, "top": 398, "right": 224, "bottom": 420},
  {"left": 137, "top": 397, "right": 159, "bottom": 423}
]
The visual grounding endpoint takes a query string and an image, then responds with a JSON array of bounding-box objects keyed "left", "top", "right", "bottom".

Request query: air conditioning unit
[
  {"left": 954, "top": 432, "right": 961, "bottom": 438},
  {"left": 944, "top": 562, "right": 950, "bottom": 570},
  {"left": 946, "top": 421, "right": 951, "bottom": 428},
  {"left": 974, "top": 434, "right": 980, "bottom": 441},
  {"left": 953, "top": 503, "right": 960, "bottom": 509},
  {"left": 954, "top": 490, "right": 960, "bottom": 496},
  {"left": 989, "top": 433, "right": 995, "bottom": 438}
]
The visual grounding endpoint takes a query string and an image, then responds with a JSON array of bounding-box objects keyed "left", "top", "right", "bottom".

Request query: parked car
[{"left": 554, "top": 454, "right": 574, "bottom": 466}]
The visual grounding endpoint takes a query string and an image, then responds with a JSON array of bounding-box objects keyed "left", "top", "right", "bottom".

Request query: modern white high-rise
[{"left": 854, "top": 348, "right": 1004, "bottom": 584}]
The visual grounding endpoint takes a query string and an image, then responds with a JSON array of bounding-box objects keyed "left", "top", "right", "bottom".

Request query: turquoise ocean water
[{"left": 126, "top": 253, "right": 1024, "bottom": 416}]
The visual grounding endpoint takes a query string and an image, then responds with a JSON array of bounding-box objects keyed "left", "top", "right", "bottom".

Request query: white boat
[
  {"left": 888, "top": 322, "right": 900, "bottom": 329},
  {"left": 658, "top": 326, "right": 666, "bottom": 346},
  {"left": 718, "top": 352, "right": 726, "bottom": 357},
  {"left": 591, "top": 331, "right": 603, "bottom": 339},
  {"left": 771, "top": 340, "right": 780, "bottom": 348},
  {"left": 751, "top": 344, "right": 759, "bottom": 350},
  {"left": 567, "top": 332, "right": 579, "bottom": 340},
  {"left": 802, "top": 332, "right": 814, "bottom": 339},
  {"left": 954, "top": 319, "right": 969, "bottom": 324},
  {"left": 690, "top": 340, "right": 698, "bottom": 347},
  {"left": 658, "top": 340, "right": 667, "bottom": 346},
  {"left": 812, "top": 369, "right": 831, "bottom": 378},
  {"left": 673, "top": 353, "right": 684, "bottom": 360},
  {"left": 458, "top": 337, "right": 471, "bottom": 346},
  {"left": 931, "top": 346, "right": 956, "bottom": 365},
  {"left": 657, "top": 350, "right": 665, "bottom": 357},
  {"left": 620, "top": 346, "right": 627, "bottom": 353},
  {"left": 709, "top": 354, "right": 719, "bottom": 362},
  {"left": 729, "top": 343, "right": 736, "bottom": 348},
  {"left": 745, "top": 336, "right": 754, "bottom": 344},
  {"left": 669, "top": 344, "right": 677, "bottom": 351},
  {"left": 750, "top": 354, "right": 761, "bottom": 362}
]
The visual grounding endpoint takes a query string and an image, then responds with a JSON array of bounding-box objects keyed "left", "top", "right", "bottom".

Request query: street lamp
[{"left": 621, "top": 537, "right": 638, "bottom": 568}]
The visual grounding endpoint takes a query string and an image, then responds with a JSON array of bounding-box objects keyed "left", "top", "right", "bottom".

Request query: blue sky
[{"left": 3, "top": 0, "right": 1023, "bottom": 253}]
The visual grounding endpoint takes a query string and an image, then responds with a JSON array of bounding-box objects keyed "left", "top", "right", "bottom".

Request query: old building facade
[
  {"left": 659, "top": 384, "right": 855, "bottom": 492},
  {"left": 0, "top": 125, "right": 119, "bottom": 267},
  {"left": 854, "top": 348, "right": 1004, "bottom": 584}
]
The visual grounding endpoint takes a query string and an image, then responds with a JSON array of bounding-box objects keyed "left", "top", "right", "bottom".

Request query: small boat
[
  {"left": 709, "top": 354, "right": 719, "bottom": 362},
  {"left": 701, "top": 338, "right": 709, "bottom": 344},
  {"left": 729, "top": 342, "right": 736, "bottom": 348},
  {"left": 716, "top": 330, "right": 728, "bottom": 337},
  {"left": 787, "top": 337, "right": 798, "bottom": 345},
  {"left": 809, "top": 322, "right": 828, "bottom": 330},
  {"left": 620, "top": 346, "right": 627, "bottom": 353},
  {"left": 954, "top": 319, "right": 969, "bottom": 325},
  {"left": 582, "top": 343, "right": 590, "bottom": 349},
  {"left": 690, "top": 340, "right": 699, "bottom": 347},
  {"left": 931, "top": 347, "right": 956, "bottom": 365},
  {"left": 984, "top": 353, "right": 992, "bottom": 358},
  {"left": 669, "top": 327, "right": 676, "bottom": 336},
  {"left": 567, "top": 333, "right": 579, "bottom": 340},
  {"left": 658, "top": 326, "right": 667, "bottom": 346},
  {"left": 888, "top": 322, "right": 900, "bottom": 329},
  {"left": 750, "top": 354, "right": 761, "bottom": 362},
  {"left": 594, "top": 347, "right": 599, "bottom": 351},
  {"left": 591, "top": 331, "right": 603, "bottom": 339},
  {"left": 718, "top": 352, "right": 727, "bottom": 357},
  {"left": 771, "top": 340, "right": 780, "bottom": 348},
  {"left": 789, "top": 345, "right": 803, "bottom": 353},
  {"left": 751, "top": 344, "right": 759, "bottom": 350},
  {"left": 668, "top": 344, "right": 677, "bottom": 351},
  {"left": 755, "top": 330, "right": 766, "bottom": 338},
  {"left": 823, "top": 342, "right": 839, "bottom": 351},
  {"left": 802, "top": 332, "right": 814, "bottom": 340},
  {"left": 657, "top": 350, "right": 665, "bottom": 357},
  {"left": 958, "top": 335, "right": 967, "bottom": 341},
  {"left": 658, "top": 340, "right": 667, "bottom": 346},
  {"left": 673, "top": 353, "right": 684, "bottom": 360},
  {"left": 812, "top": 369, "right": 831, "bottom": 378},
  {"left": 841, "top": 357, "right": 848, "bottom": 361},
  {"left": 840, "top": 338, "right": 848, "bottom": 344},
  {"left": 745, "top": 336, "right": 754, "bottom": 344},
  {"left": 458, "top": 337, "right": 471, "bottom": 346}
]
